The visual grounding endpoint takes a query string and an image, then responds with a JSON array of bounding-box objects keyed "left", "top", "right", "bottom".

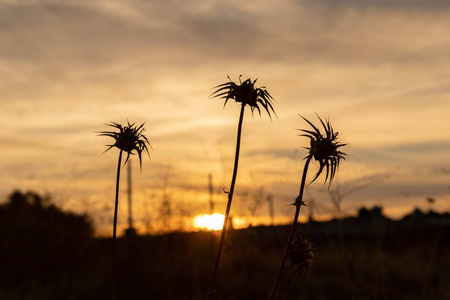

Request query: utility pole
[
  {"left": 208, "top": 173, "right": 214, "bottom": 214},
  {"left": 267, "top": 194, "right": 274, "bottom": 226},
  {"left": 125, "top": 160, "right": 136, "bottom": 237}
]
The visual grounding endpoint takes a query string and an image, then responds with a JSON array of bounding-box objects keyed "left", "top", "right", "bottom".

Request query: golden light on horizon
[
  {"left": 1, "top": 0, "right": 449, "bottom": 236},
  {"left": 193, "top": 214, "right": 225, "bottom": 231}
]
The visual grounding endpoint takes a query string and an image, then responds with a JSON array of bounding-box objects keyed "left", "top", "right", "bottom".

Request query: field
[{"left": 1, "top": 196, "right": 449, "bottom": 300}]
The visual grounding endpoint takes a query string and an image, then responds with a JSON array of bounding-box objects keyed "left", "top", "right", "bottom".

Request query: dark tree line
[{"left": 0, "top": 190, "right": 97, "bottom": 299}]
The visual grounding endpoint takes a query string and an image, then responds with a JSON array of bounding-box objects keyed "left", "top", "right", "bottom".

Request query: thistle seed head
[
  {"left": 210, "top": 75, "right": 276, "bottom": 118},
  {"left": 286, "top": 230, "right": 315, "bottom": 275},
  {"left": 99, "top": 120, "right": 151, "bottom": 169},
  {"left": 299, "top": 114, "right": 347, "bottom": 187}
]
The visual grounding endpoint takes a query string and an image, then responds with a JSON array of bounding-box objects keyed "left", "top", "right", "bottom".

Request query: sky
[{"left": 1, "top": 0, "right": 450, "bottom": 234}]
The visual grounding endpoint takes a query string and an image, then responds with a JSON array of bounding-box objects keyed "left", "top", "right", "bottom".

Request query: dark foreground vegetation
[{"left": 0, "top": 191, "right": 449, "bottom": 300}]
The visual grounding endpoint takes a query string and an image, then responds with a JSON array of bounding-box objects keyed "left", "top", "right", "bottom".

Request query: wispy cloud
[{"left": 1, "top": 0, "right": 449, "bottom": 228}]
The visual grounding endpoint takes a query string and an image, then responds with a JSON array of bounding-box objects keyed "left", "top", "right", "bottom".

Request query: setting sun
[{"left": 193, "top": 214, "right": 225, "bottom": 231}]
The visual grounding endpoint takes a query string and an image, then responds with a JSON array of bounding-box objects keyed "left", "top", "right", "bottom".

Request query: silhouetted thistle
[
  {"left": 99, "top": 120, "right": 150, "bottom": 300},
  {"left": 211, "top": 75, "right": 276, "bottom": 118},
  {"left": 269, "top": 115, "right": 346, "bottom": 299},
  {"left": 300, "top": 115, "right": 346, "bottom": 187},
  {"left": 285, "top": 229, "right": 315, "bottom": 283},
  {"left": 207, "top": 75, "right": 275, "bottom": 298},
  {"left": 100, "top": 121, "right": 150, "bottom": 169}
]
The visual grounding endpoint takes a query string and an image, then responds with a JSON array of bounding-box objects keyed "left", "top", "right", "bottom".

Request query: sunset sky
[{"left": 1, "top": 0, "right": 449, "bottom": 234}]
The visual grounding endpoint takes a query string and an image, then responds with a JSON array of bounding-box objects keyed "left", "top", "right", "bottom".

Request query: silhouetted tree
[{"left": 0, "top": 190, "right": 94, "bottom": 297}]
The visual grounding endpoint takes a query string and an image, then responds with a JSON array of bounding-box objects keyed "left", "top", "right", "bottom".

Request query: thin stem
[
  {"left": 112, "top": 150, "right": 123, "bottom": 300},
  {"left": 207, "top": 104, "right": 245, "bottom": 297},
  {"left": 269, "top": 155, "right": 312, "bottom": 300}
]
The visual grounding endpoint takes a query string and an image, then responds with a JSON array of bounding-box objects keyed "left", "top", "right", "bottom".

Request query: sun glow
[{"left": 193, "top": 214, "right": 225, "bottom": 231}]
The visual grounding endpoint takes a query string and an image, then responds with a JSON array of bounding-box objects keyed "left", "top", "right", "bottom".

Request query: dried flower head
[
  {"left": 210, "top": 75, "right": 276, "bottom": 118},
  {"left": 285, "top": 230, "right": 315, "bottom": 275},
  {"left": 299, "top": 114, "right": 347, "bottom": 187},
  {"left": 99, "top": 120, "right": 151, "bottom": 169}
]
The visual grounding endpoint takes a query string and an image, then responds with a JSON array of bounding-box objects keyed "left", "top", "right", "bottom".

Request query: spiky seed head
[
  {"left": 210, "top": 75, "right": 276, "bottom": 119},
  {"left": 299, "top": 114, "right": 347, "bottom": 187},
  {"left": 285, "top": 230, "right": 315, "bottom": 275},
  {"left": 99, "top": 120, "right": 151, "bottom": 169}
]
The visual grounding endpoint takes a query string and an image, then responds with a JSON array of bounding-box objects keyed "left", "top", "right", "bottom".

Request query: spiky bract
[
  {"left": 210, "top": 75, "right": 276, "bottom": 118},
  {"left": 99, "top": 121, "right": 151, "bottom": 169},
  {"left": 300, "top": 114, "right": 346, "bottom": 186}
]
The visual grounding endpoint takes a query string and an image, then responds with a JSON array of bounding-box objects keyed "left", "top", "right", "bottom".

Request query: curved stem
[
  {"left": 269, "top": 155, "right": 312, "bottom": 300},
  {"left": 112, "top": 150, "right": 123, "bottom": 300},
  {"left": 207, "top": 104, "right": 245, "bottom": 297}
]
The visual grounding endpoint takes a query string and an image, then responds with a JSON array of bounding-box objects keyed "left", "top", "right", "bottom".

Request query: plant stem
[
  {"left": 207, "top": 104, "right": 245, "bottom": 297},
  {"left": 112, "top": 150, "right": 123, "bottom": 300},
  {"left": 269, "top": 155, "right": 312, "bottom": 300}
]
